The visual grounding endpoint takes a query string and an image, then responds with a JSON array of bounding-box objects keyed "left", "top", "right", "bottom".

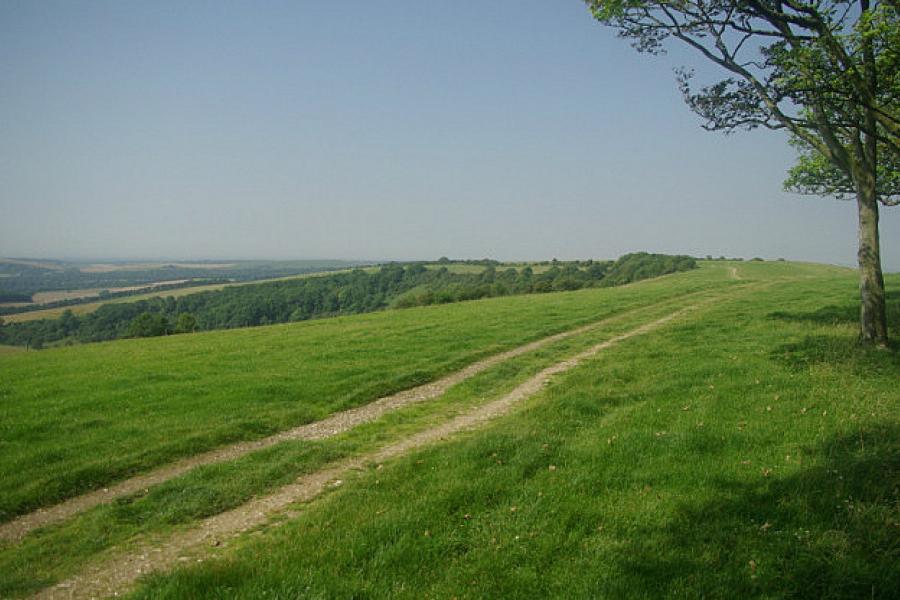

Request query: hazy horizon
[
  {"left": 2, "top": 1, "right": 898, "bottom": 269},
  {"left": 0, "top": 254, "right": 870, "bottom": 272}
]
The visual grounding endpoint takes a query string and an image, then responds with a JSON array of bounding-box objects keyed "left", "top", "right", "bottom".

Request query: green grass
[
  {"left": 3, "top": 260, "right": 895, "bottom": 599},
  {"left": 0, "top": 262, "right": 734, "bottom": 523},
  {"left": 117, "top": 265, "right": 898, "bottom": 600},
  {"left": 0, "top": 292, "right": 714, "bottom": 597}
]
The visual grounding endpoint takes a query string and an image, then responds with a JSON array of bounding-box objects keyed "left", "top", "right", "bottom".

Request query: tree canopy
[
  {"left": 785, "top": 134, "right": 900, "bottom": 202},
  {"left": 588, "top": 1, "right": 898, "bottom": 159},
  {"left": 587, "top": 0, "right": 898, "bottom": 345}
]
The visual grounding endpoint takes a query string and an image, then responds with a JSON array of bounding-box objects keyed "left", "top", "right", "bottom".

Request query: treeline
[{"left": 0, "top": 253, "right": 696, "bottom": 349}]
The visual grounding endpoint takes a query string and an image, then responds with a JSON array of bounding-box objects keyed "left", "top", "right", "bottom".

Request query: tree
[
  {"left": 786, "top": 135, "right": 900, "bottom": 201},
  {"left": 587, "top": 1, "right": 898, "bottom": 346},
  {"left": 174, "top": 313, "right": 198, "bottom": 334},
  {"left": 59, "top": 309, "right": 78, "bottom": 337},
  {"left": 127, "top": 312, "right": 169, "bottom": 338}
]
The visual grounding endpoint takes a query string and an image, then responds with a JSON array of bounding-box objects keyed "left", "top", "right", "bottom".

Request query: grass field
[
  {"left": 0, "top": 260, "right": 896, "bottom": 599},
  {"left": 0, "top": 263, "right": 720, "bottom": 523},
  {"left": 129, "top": 263, "right": 898, "bottom": 600},
  {"left": 0, "top": 284, "right": 713, "bottom": 596}
]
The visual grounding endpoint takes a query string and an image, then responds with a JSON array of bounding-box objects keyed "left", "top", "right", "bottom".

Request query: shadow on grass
[
  {"left": 767, "top": 290, "right": 900, "bottom": 372},
  {"left": 614, "top": 426, "right": 900, "bottom": 599},
  {"left": 771, "top": 334, "right": 899, "bottom": 374},
  {"left": 768, "top": 290, "right": 900, "bottom": 331}
]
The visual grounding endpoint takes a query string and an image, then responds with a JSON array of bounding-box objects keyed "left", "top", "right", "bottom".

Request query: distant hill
[{"left": 0, "top": 253, "right": 696, "bottom": 348}]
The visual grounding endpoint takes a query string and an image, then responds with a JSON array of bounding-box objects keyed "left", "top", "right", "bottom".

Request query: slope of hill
[{"left": 0, "top": 260, "right": 896, "bottom": 599}]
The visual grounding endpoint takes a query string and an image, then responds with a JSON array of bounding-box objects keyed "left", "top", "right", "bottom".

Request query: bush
[
  {"left": 127, "top": 313, "right": 170, "bottom": 338},
  {"left": 174, "top": 313, "right": 198, "bottom": 334}
]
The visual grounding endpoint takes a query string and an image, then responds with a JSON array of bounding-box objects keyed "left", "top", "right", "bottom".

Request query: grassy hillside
[
  {"left": 0, "top": 260, "right": 896, "bottom": 599},
  {"left": 0, "top": 262, "right": 717, "bottom": 523},
  {"left": 128, "top": 263, "right": 898, "bottom": 599}
]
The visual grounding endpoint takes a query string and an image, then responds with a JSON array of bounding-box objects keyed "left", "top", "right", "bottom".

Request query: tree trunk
[
  {"left": 856, "top": 175, "right": 888, "bottom": 347},
  {"left": 856, "top": 0, "right": 888, "bottom": 348}
]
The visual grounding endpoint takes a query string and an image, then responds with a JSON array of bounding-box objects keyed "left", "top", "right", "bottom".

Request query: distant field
[
  {"left": 434, "top": 262, "right": 573, "bottom": 274},
  {"left": 79, "top": 262, "right": 238, "bottom": 273},
  {"left": 2, "top": 286, "right": 230, "bottom": 322},
  {"left": 3, "top": 263, "right": 495, "bottom": 324},
  {"left": 1, "top": 281, "right": 240, "bottom": 322},
  {"left": 18, "top": 280, "right": 190, "bottom": 305},
  {"left": 0, "top": 259, "right": 365, "bottom": 315},
  {"left": 0, "top": 267, "right": 379, "bottom": 324},
  {"left": 424, "top": 263, "right": 492, "bottom": 274},
  {"left": 1, "top": 261, "right": 572, "bottom": 322}
]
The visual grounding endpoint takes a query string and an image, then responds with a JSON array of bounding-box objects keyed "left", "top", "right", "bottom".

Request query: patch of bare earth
[{"left": 35, "top": 304, "right": 703, "bottom": 600}]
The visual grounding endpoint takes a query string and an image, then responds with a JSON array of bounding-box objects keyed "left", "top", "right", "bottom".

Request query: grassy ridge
[
  {"left": 121, "top": 265, "right": 898, "bottom": 599},
  {"left": 0, "top": 263, "right": 730, "bottom": 523}
]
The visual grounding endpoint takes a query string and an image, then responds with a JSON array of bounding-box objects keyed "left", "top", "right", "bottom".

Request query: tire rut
[
  {"left": 1, "top": 291, "right": 707, "bottom": 544},
  {"left": 35, "top": 300, "right": 713, "bottom": 600}
]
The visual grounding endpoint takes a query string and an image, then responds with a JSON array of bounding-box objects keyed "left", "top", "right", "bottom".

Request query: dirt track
[
  {"left": 1, "top": 294, "right": 705, "bottom": 544},
  {"left": 36, "top": 303, "right": 706, "bottom": 600}
]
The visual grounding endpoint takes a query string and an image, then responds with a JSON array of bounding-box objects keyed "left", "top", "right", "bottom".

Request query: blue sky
[{"left": 1, "top": 0, "right": 897, "bottom": 268}]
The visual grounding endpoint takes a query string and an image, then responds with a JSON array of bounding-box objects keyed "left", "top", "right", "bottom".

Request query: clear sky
[{"left": 1, "top": 0, "right": 897, "bottom": 269}]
